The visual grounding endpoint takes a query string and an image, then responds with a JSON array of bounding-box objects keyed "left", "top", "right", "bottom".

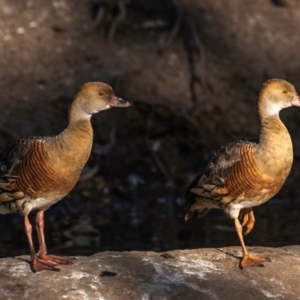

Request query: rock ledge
[{"left": 1, "top": 246, "right": 300, "bottom": 299}]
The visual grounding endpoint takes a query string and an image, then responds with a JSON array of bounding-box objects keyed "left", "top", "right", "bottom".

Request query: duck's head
[
  {"left": 72, "top": 82, "right": 132, "bottom": 119},
  {"left": 258, "top": 79, "right": 300, "bottom": 118}
]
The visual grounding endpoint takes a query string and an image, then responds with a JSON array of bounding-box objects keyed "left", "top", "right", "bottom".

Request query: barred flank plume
[
  {"left": 224, "top": 144, "right": 274, "bottom": 202},
  {"left": 227, "top": 147, "right": 249, "bottom": 192},
  {"left": 14, "top": 140, "right": 56, "bottom": 198}
]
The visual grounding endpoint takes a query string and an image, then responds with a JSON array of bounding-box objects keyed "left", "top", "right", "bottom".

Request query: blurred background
[{"left": 1, "top": 0, "right": 300, "bottom": 258}]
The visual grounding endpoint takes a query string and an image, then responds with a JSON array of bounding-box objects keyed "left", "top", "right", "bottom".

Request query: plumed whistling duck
[
  {"left": 184, "top": 78, "right": 300, "bottom": 268},
  {"left": 0, "top": 82, "right": 132, "bottom": 272}
]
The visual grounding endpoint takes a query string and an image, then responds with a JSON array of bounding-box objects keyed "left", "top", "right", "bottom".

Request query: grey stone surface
[{"left": 1, "top": 246, "right": 300, "bottom": 299}]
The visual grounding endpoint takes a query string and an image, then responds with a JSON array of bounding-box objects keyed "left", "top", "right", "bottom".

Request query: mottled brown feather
[{"left": 184, "top": 140, "right": 247, "bottom": 221}]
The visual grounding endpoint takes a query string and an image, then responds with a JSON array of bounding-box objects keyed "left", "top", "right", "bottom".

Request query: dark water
[{"left": 1, "top": 191, "right": 299, "bottom": 259}]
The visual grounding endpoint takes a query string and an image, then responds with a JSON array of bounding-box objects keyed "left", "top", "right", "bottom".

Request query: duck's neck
[
  {"left": 256, "top": 114, "right": 293, "bottom": 177},
  {"left": 47, "top": 102, "right": 94, "bottom": 171}
]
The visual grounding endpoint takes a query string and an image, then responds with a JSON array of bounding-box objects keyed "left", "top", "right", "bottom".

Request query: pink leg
[
  {"left": 24, "top": 216, "right": 59, "bottom": 272},
  {"left": 234, "top": 218, "right": 271, "bottom": 268},
  {"left": 35, "top": 210, "right": 73, "bottom": 266}
]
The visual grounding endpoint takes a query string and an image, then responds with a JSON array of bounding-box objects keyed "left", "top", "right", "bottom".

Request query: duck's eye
[
  {"left": 99, "top": 91, "right": 106, "bottom": 96},
  {"left": 283, "top": 90, "right": 288, "bottom": 94}
]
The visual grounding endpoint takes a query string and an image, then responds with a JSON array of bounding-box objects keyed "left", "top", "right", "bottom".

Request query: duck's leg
[
  {"left": 239, "top": 208, "right": 255, "bottom": 235},
  {"left": 24, "top": 216, "right": 59, "bottom": 272},
  {"left": 35, "top": 210, "right": 73, "bottom": 265},
  {"left": 234, "top": 218, "right": 271, "bottom": 268}
]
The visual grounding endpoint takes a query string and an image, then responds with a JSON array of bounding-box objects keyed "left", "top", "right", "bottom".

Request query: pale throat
[{"left": 263, "top": 100, "right": 289, "bottom": 117}]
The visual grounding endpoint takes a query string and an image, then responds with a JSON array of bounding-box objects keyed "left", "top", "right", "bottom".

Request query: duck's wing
[
  {"left": 184, "top": 139, "right": 258, "bottom": 221},
  {"left": 0, "top": 136, "right": 51, "bottom": 176},
  {"left": 0, "top": 137, "right": 48, "bottom": 206}
]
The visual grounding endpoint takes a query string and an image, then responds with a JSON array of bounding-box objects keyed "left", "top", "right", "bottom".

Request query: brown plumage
[
  {"left": 0, "top": 82, "right": 132, "bottom": 272},
  {"left": 184, "top": 79, "right": 300, "bottom": 268}
]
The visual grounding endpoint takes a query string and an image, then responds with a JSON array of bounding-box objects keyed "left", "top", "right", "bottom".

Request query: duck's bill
[
  {"left": 109, "top": 95, "right": 132, "bottom": 108},
  {"left": 291, "top": 94, "right": 300, "bottom": 107}
]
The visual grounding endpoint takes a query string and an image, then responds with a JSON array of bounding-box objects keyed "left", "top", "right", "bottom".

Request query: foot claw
[
  {"left": 265, "top": 257, "right": 272, "bottom": 262},
  {"left": 239, "top": 208, "right": 255, "bottom": 236},
  {"left": 242, "top": 217, "right": 254, "bottom": 235}
]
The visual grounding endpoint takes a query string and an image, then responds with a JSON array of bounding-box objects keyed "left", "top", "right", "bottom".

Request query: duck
[
  {"left": 184, "top": 79, "right": 300, "bottom": 268},
  {"left": 0, "top": 82, "right": 132, "bottom": 272}
]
